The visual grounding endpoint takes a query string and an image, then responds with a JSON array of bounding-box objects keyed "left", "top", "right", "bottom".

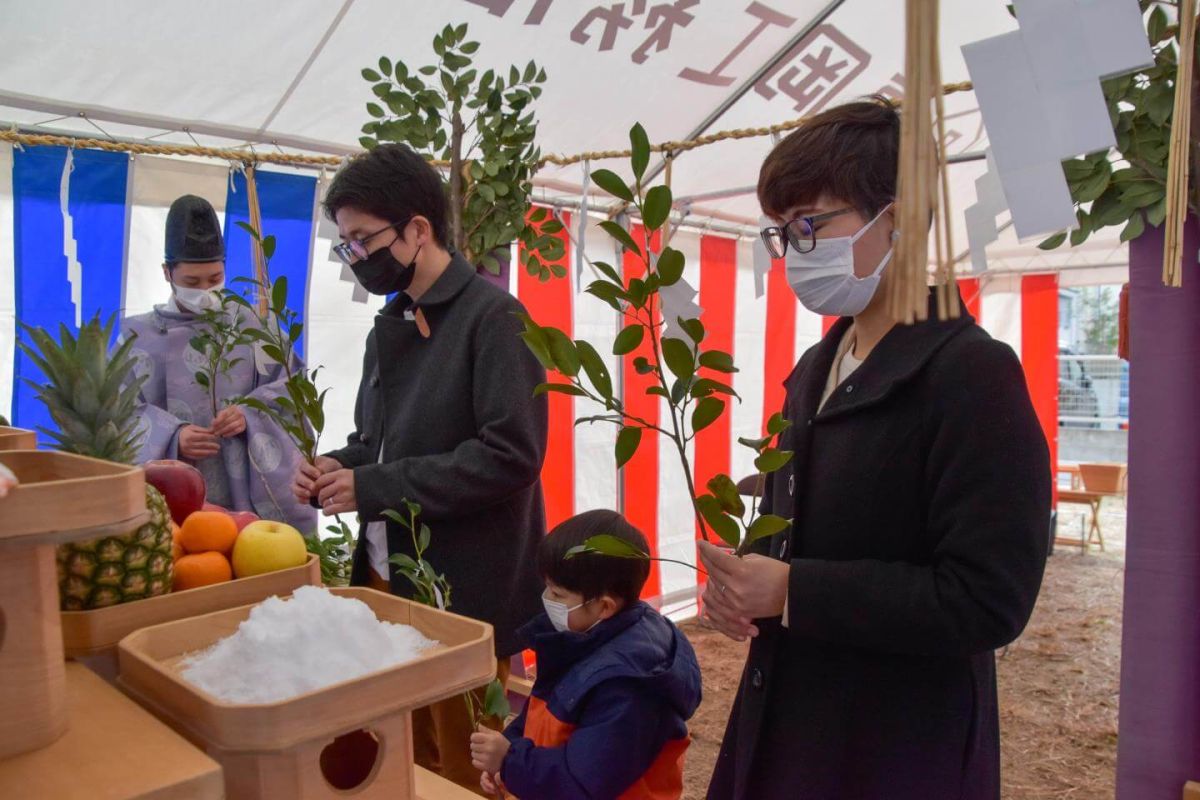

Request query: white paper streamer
[{"left": 59, "top": 149, "right": 82, "bottom": 327}]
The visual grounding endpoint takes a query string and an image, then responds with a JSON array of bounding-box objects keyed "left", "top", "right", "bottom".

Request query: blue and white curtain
[{"left": 0, "top": 142, "right": 391, "bottom": 448}]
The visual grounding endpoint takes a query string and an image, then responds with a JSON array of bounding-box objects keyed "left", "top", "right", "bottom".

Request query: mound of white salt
[{"left": 181, "top": 585, "right": 438, "bottom": 704}]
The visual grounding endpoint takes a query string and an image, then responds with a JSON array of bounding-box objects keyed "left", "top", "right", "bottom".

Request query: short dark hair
[
  {"left": 323, "top": 143, "right": 449, "bottom": 247},
  {"left": 758, "top": 95, "right": 900, "bottom": 221},
  {"left": 537, "top": 510, "right": 650, "bottom": 607}
]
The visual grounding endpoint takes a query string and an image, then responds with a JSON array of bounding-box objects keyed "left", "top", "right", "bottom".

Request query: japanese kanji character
[
  {"left": 632, "top": 0, "right": 700, "bottom": 64},
  {"left": 754, "top": 25, "right": 870, "bottom": 114},
  {"left": 679, "top": 2, "right": 796, "bottom": 87},
  {"left": 572, "top": 3, "right": 638, "bottom": 51}
]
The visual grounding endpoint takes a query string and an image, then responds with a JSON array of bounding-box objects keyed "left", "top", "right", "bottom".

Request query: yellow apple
[{"left": 231, "top": 520, "right": 308, "bottom": 578}]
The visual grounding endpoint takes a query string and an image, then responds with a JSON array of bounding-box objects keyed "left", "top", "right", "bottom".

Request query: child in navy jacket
[{"left": 469, "top": 509, "right": 702, "bottom": 800}]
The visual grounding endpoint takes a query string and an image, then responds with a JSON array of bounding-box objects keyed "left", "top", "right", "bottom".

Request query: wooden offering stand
[
  {"left": 119, "top": 587, "right": 496, "bottom": 800},
  {"left": 0, "top": 450, "right": 147, "bottom": 760},
  {"left": 0, "top": 426, "right": 36, "bottom": 450}
]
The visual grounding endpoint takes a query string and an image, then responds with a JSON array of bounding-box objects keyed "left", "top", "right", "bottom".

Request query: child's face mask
[{"left": 542, "top": 590, "right": 599, "bottom": 633}]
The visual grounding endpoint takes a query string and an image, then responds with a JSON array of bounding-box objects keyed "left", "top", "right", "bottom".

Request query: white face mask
[
  {"left": 173, "top": 281, "right": 224, "bottom": 313},
  {"left": 785, "top": 206, "right": 894, "bottom": 317},
  {"left": 542, "top": 590, "right": 596, "bottom": 633}
]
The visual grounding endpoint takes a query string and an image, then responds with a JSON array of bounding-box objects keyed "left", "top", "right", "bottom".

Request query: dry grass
[{"left": 678, "top": 500, "right": 1126, "bottom": 799}]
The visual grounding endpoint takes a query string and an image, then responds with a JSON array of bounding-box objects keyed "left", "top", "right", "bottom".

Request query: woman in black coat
[{"left": 698, "top": 97, "right": 1050, "bottom": 800}]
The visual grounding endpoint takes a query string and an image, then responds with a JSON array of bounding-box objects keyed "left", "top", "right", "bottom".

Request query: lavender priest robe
[{"left": 119, "top": 303, "right": 316, "bottom": 532}]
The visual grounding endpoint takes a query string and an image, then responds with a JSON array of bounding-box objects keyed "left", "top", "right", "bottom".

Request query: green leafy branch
[
  {"left": 189, "top": 295, "right": 253, "bottom": 419},
  {"left": 518, "top": 123, "right": 794, "bottom": 565},
  {"left": 360, "top": 22, "right": 560, "bottom": 279},
  {"left": 1038, "top": 0, "right": 1198, "bottom": 251},
  {"left": 381, "top": 501, "right": 509, "bottom": 739},
  {"left": 306, "top": 516, "right": 356, "bottom": 586}
]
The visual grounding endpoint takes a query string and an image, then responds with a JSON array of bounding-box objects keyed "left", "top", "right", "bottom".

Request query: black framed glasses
[
  {"left": 760, "top": 208, "right": 855, "bottom": 258},
  {"left": 332, "top": 219, "right": 410, "bottom": 265}
]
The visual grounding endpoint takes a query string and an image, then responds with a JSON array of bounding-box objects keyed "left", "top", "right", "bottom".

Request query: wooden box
[
  {"left": 118, "top": 587, "right": 495, "bottom": 800},
  {"left": 0, "top": 450, "right": 147, "bottom": 760},
  {"left": 0, "top": 426, "right": 36, "bottom": 450},
  {"left": 63, "top": 553, "right": 322, "bottom": 679},
  {"left": 0, "top": 663, "right": 223, "bottom": 799}
]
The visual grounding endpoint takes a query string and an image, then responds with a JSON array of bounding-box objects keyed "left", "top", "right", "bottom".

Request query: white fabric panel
[
  {"left": 731, "top": 238, "right": 765, "bottom": 485},
  {"left": 657, "top": 230, "right": 702, "bottom": 597},
  {"left": 573, "top": 212, "right": 619, "bottom": 515},
  {"left": 980, "top": 274, "right": 1023, "bottom": 354},
  {"left": 1059, "top": 265, "right": 1128, "bottom": 288},
  {"left": 306, "top": 176, "right": 385, "bottom": 461},
  {"left": 125, "top": 156, "right": 229, "bottom": 316},
  {"left": 0, "top": 144, "right": 14, "bottom": 422}
]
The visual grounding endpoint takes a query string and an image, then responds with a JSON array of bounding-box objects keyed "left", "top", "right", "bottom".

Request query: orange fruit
[
  {"left": 171, "top": 522, "right": 184, "bottom": 561},
  {"left": 173, "top": 551, "right": 233, "bottom": 591},
  {"left": 179, "top": 511, "right": 239, "bottom": 555}
]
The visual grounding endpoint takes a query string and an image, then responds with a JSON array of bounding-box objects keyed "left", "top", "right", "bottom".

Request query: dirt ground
[{"left": 678, "top": 499, "right": 1126, "bottom": 799}]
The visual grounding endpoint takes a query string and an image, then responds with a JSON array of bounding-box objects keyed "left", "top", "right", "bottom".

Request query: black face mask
[{"left": 350, "top": 241, "right": 421, "bottom": 296}]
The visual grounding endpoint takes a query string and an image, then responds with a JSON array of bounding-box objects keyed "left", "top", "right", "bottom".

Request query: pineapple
[{"left": 18, "top": 314, "right": 174, "bottom": 609}]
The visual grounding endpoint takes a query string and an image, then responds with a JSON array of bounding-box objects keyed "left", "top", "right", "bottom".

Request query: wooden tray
[
  {"left": 63, "top": 554, "right": 322, "bottom": 660},
  {"left": 118, "top": 588, "right": 495, "bottom": 799},
  {"left": 0, "top": 426, "right": 36, "bottom": 450},
  {"left": 0, "top": 662, "right": 223, "bottom": 799},
  {"left": 0, "top": 450, "right": 149, "bottom": 760},
  {"left": 0, "top": 450, "right": 147, "bottom": 545}
]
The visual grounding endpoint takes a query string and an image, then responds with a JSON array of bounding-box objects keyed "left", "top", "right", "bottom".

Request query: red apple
[
  {"left": 144, "top": 459, "right": 207, "bottom": 525},
  {"left": 229, "top": 510, "right": 260, "bottom": 532}
]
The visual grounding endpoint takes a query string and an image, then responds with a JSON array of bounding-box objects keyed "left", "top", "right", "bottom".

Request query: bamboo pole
[
  {"left": 1163, "top": 0, "right": 1197, "bottom": 287},
  {"left": 243, "top": 167, "right": 269, "bottom": 315}
]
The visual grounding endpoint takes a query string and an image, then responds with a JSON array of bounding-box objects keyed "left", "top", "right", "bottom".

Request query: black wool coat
[
  {"left": 708, "top": 295, "right": 1050, "bottom": 800},
  {"left": 324, "top": 253, "right": 548, "bottom": 657}
]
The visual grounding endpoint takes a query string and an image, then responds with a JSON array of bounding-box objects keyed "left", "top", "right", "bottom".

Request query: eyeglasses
[
  {"left": 760, "top": 208, "right": 855, "bottom": 258},
  {"left": 332, "top": 219, "right": 410, "bottom": 265}
]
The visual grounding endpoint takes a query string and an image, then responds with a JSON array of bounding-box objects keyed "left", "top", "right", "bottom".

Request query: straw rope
[
  {"left": 1163, "top": 0, "right": 1197, "bottom": 287},
  {"left": 0, "top": 81, "right": 976, "bottom": 173},
  {"left": 890, "top": 0, "right": 958, "bottom": 324}
]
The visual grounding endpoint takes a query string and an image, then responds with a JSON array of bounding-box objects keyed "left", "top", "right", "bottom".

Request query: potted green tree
[{"left": 359, "top": 22, "right": 564, "bottom": 286}]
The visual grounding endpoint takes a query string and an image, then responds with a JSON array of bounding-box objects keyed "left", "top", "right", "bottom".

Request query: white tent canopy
[{"left": 0, "top": 0, "right": 1127, "bottom": 280}]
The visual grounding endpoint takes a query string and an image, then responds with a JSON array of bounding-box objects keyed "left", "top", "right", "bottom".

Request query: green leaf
[
  {"left": 706, "top": 474, "right": 745, "bottom": 517},
  {"left": 680, "top": 317, "right": 704, "bottom": 344},
  {"left": 744, "top": 514, "right": 791, "bottom": 546},
  {"left": 576, "top": 340, "right": 613, "bottom": 401},
  {"left": 615, "top": 426, "right": 642, "bottom": 468},
  {"left": 755, "top": 448, "right": 794, "bottom": 474},
  {"left": 766, "top": 412, "right": 791, "bottom": 436},
  {"left": 630, "top": 123, "right": 651, "bottom": 181},
  {"left": 1038, "top": 231, "right": 1068, "bottom": 250},
  {"left": 661, "top": 337, "right": 695, "bottom": 382},
  {"left": 1147, "top": 197, "right": 1167, "bottom": 227},
  {"left": 566, "top": 534, "right": 649, "bottom": 560},
  {"left": 698, "top": 350, "right": 736, "bottom": 373},
  {"left": 235, "top": 220, "right": 261, "bottom": 241},
  {"left": 692, "top": 396, "right": 726, "bottom": 434},
  {"left": 367, "top": 102, "right": 385, "bottom": 119},
  {"left": 543, "top": 328, "right": 581, "bottom": 376},
  {"left": 262, "top": 235, "right": 277, "bottom": 260},
  {"left": 418, "top": 523, "right": 431, "bottom": 554},
  {"left": 591, "top": 169, "right": 634, "bottom": 202},
  {"left": 592, "top": 260, "right": 624, "bottom": 285},
  {"left": 613, "top": 325, "right": 645, "bottom": 355},
  {"left": 691, "top": 377, "right": 739, "bottom": 399},
  {"left": 598, "top": 220, "right": 641, "bottom": 255},
  {"left": 1120, "top": 211, "right": 1145, "bottom": 242},
  {"left": 272, "top": 276, "right": 288, "bottom": 313},
  {"left": 483, "top": 678, "right": 511, "bottom": 721},
  {"left": 362, "top": 68, "right": 382, "bottom": 82},
  {"left": 585, "top": 281, "right": 625, "bottom": 312},
  {"left": 534, "top": 382, "right": 587, "bottom": 397},
  {"left": 378, "top": 56, "right": 392, "bottom": 76},
  {"left": 194, "top": 371, "right": 210, "bottom": 388},
  {"left": 520, "top": 327, "right": 556, "bottom": 371},
  {"left": 1073, "top": 160, "right": 1111, "bottom": 203},
  {"left": 656, "top": 248, "right": 684, "bottom": 286},
  {"left": 1148, "top": 5, "right": 1168, "bottom": 42},
  {"left": 643, "top": 185, "right": 673, "bottom": 231},
  {"left": 738, "top": 434, "right": 773, "bottom": 451},
  {"left": 695, "top": 495, "right": 740, "bottom": 549}
]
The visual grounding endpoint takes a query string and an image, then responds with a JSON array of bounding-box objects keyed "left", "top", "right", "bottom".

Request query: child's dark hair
[
  {"left": 323, "top": 143, "right": 449, "bottom": 247},
  {"left": 538, "top": 510, "right": 650, "bottom": 607}
]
